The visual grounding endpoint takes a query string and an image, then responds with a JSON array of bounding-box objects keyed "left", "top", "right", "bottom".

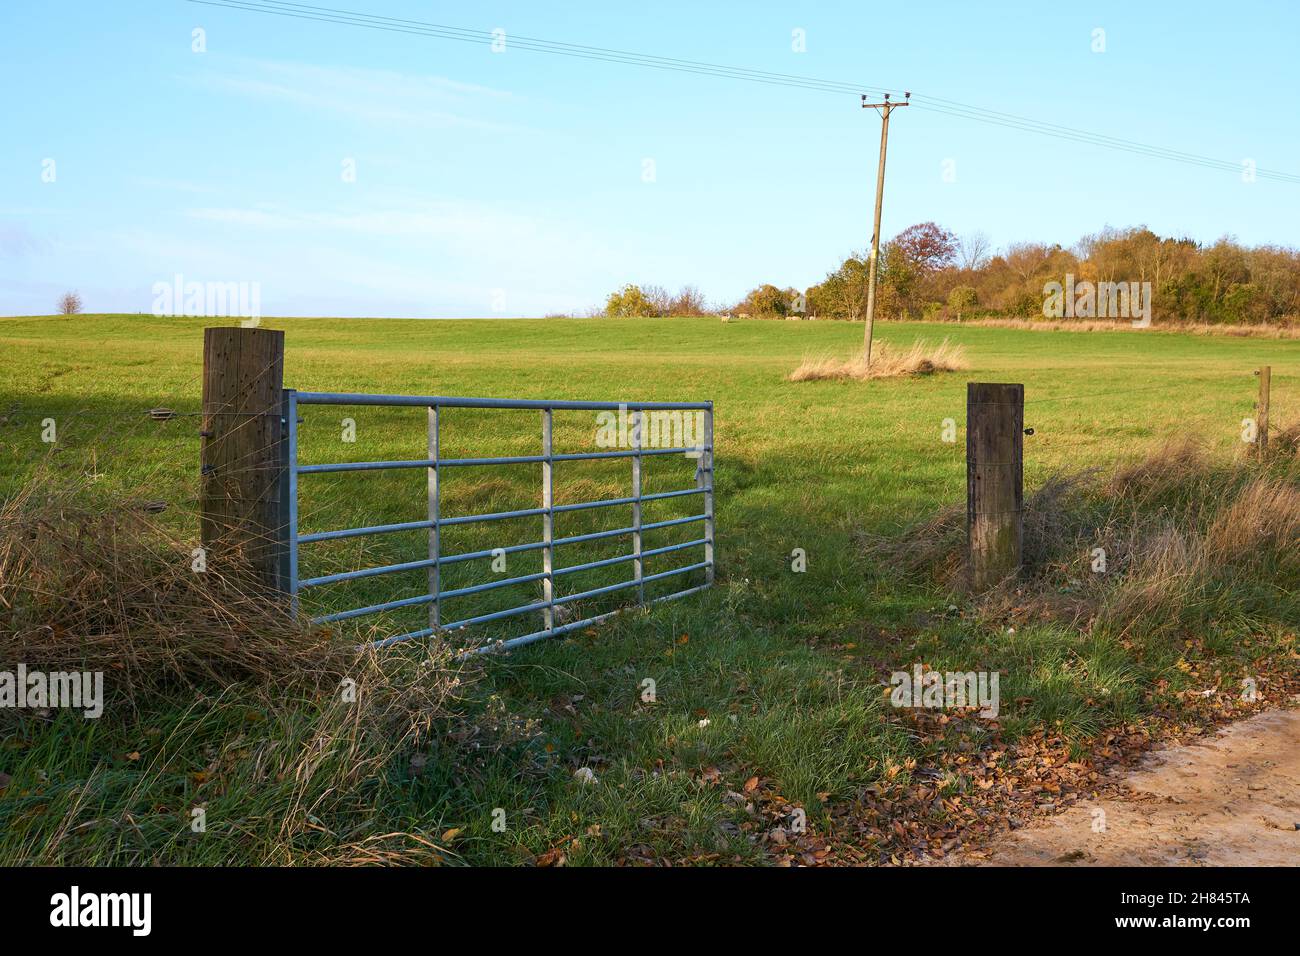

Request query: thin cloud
[
  {"left": 183, "top": 201, "right": 539, "bottom": 240},
  {"left": 185, "top": 56, "right": 521, "bottom": 132},
  {"left": 131, "top": 177, "right": 219, "bottom": 195},
  {"left": 0, "top": 222, "right": 47, "bottom": 258}
]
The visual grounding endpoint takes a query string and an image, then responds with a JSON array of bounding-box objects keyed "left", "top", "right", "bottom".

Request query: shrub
[
  {"left": 947, "top": 285, "right": 979, "bottom": 314},
  {"left": 604, "top": 284, "right": 658, "bottom": 318}
]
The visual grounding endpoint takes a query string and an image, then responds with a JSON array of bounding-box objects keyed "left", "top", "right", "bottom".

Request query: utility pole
[{"left": 861, "top": 91, "right": 909, "bottom": 364}]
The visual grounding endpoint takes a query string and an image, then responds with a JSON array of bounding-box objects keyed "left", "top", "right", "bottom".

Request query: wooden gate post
[
  {"left": 200, "top": 327, "right": 287, "bottom": 590},
  {"left": 967, "top": 382, "right": 1024, "bottom": 591},
  {"left": 1256, "top": 365, "right": 1271, "bottom": 458}
]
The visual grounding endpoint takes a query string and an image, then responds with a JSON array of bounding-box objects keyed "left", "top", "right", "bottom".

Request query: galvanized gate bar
[
  {"left": 702, "top": 408, "right": 715, "bottom": 585},
  {"left": 427, "top": 405, "right": 440, "bottom": 631},
  {"left": 631, "top": 408, "right": 644, "bottom": 605},
  {"left": 373, "top": 560, "right": 713, "bottom": 652},
  {"left": 296, "top": 512, "right": 707, "bottom": 574},
  {"left": 285, "top": 389, "right": 300, "bottom": 611},
  {"left": 298, "top": 528, "right": 709, "bottom": 590},
  {"left": 299, "top": 447, "right": 698, "bottom": 473},
  {"left": 541, "top": 408, "right": 555, "bottom": 636},
  {"left": 295, "top": 392, "right": 709, "bottom": 411},
  {"left": 285, "top": 390, "right": 714, "bottom": 652}
]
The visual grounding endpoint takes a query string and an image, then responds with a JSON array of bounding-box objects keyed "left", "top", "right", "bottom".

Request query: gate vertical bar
[
  {"left": 285, "top": 388, "right": 300, "bottom": 611},
  {"left": 541, "top": 408, "right": 555, "bottom": 633},
  {"left": 427, "top": 405, "right": 440, "bottom": 632},
  {"left": 702, "top": 403, "right": 715, "bottom": 585},
  {"left": 631, "top": 408, "right": 644, "bottom": 605},
  {"left": 275, "top": 387, "right": 291, "bottom": 591}
]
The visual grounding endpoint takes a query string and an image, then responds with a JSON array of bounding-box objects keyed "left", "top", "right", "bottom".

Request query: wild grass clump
[
  {"left": 0, "top": 482, "right": 356, "bottom": 702},
  {"left": 869, "top": 433, "right": 1300, "bottom": 639},
  {"left": 0, "top": 478, "right": 475, "bottom": 865},
  {"left": 789, "top": 338, "right": 968, "bottom": 382}
]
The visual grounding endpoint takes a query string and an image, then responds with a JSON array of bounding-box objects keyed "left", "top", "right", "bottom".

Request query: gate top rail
[{"left": 295, "top": 391, "right": 711, "bottom": 412}]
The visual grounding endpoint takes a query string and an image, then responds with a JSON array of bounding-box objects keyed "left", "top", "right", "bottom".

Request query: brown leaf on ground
[{"left": 535, "top": 846, "right": 567, "bottom": 867}]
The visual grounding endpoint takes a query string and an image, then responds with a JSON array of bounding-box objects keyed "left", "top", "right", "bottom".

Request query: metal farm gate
[{"left": 281, "top": 390, "right": 715, "bottom": 652}]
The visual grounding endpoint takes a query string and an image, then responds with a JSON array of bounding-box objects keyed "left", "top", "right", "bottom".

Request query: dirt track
[{"left": 967, "top": 709, "right": 1300, "bottom": 866}]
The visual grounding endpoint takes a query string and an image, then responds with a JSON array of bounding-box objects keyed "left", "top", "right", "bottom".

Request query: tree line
[{"left": 600, "top": 224, "right": 1300, "bottom": 325}]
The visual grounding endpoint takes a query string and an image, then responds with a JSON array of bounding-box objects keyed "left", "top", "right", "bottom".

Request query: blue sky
[{"left": 2, "top": 0, "right": 1297, "bottom": 317}]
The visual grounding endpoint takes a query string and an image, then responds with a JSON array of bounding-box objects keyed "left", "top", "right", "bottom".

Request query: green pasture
[{"left": 1, "top": 314, "right": 1296, "bottom": 864}]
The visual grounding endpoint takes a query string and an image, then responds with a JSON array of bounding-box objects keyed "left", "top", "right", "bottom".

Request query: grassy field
[{"left": 1, "top": 314, "right": 1297, "bottom": 865}]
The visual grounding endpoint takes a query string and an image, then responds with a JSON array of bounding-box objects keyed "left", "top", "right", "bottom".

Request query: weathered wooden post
[
  {"left": 199, "top": 327, "right": 287, "bottom": 590},
  {"left": 967, "top": 382, "right": 1023, "bottom": 591},
  {"left": 1256, "top": 365, "right": 1271, "bottom": 458}
]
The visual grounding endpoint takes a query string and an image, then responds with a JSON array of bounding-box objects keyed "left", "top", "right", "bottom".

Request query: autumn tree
[
  {"left": 670, "top": 285, "right": 709, "bottom": 315},
  {"left": 957, "top": 231, "right": 992, "bottom": 272},
  {"left": 880, "top": 222, "right": 958, "bottom": 318},
  {"left": 736, "top": 283, "right": 793, "bottom": 318},
  {"left": 604, "top": 284, "right": 659, "bottom": 317},
  {"left": 947, "top": 285, "right": 979, "bottom": 317},
  {"left": 808, "top": 254, "right": 868, "bottom": 320},
  {"left": 58, "top": 291, "right": 82, "bottom": 315}
]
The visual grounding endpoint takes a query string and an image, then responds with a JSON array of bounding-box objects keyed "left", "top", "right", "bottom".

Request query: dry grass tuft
[
  {"left": 0, "top": 481, "right": 354, "bottom": 701},
  {"left": 0, "top": 478, "right": 475, "bottom": 864},
  {"left": 1270, "top": 420, "right": 1300, "bottom": 458},
  {"left": 1205, "top": 477, "right": 1300, "bottom": 567},
  {"left": 868, "top": 433, "right": 1300, "bottom": 636},
  {"left": 789, "top": 338, "right": 968, "bottom": 382},
  {"left": 1107, "top": 435, "right": 1210, "bottom": 501}
]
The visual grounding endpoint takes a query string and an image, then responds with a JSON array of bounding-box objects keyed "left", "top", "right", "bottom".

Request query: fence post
[
  {"left": 967, "top": 382, "right": 1023, "bottom": 591},
  {"left": 200, "top": 326, "right": 287, "bottom": 591},
  {"left": 1256, "top": 365, "right": 1271, "bottom": 458}
]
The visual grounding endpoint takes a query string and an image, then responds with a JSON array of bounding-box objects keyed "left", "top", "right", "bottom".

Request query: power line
[
  {"left": 185, "top": 0, "right": 891, "bottom": 95},
  {"left": 183, "top": 0, "right": 1300, "bottom": 185}
]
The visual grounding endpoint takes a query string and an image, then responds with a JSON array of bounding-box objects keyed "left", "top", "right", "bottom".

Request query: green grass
[{"left": 1, "top": 314, "right": 1297, "bottom": 864}]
